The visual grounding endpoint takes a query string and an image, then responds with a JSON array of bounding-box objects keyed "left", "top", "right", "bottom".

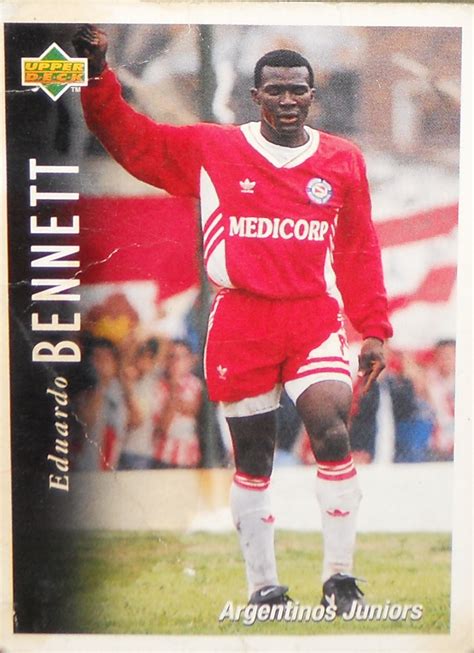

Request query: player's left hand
[{"left": 357, "top": 337, "right": 386, "bottom": 393}]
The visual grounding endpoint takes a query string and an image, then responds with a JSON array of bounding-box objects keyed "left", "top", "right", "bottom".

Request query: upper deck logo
[
  {"left": 21, "top": 43, "right": 88, "bottom": 101},
  {"left": 306, "top": 177, "right": 333, "bottom": 205}
]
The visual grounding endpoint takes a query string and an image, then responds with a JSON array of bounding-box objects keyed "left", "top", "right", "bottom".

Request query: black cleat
[
  {"left": 248, "top": 584, "right": 292, "bottom": 606},
  {"left": 321, "top": 573, "right": 365, "bottom": 616}
]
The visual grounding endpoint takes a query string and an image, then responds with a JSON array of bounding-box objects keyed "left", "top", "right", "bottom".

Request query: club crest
[{"left": 306, "top": 177, "right": 333, "bottom": 205}]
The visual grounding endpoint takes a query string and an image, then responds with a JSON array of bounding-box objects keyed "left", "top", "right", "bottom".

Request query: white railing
[{"left": 65, "top": 463, "right": 453, "bottom": 533}]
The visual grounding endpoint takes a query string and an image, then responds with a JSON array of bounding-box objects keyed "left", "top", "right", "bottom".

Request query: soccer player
[{"left": 73, "top": 25, "right": 393, "bottom": 613}]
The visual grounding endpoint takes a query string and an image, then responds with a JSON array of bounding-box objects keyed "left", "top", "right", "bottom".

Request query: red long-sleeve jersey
[{"left": 81, "top": 68, "right": 392, "bottom": 341}]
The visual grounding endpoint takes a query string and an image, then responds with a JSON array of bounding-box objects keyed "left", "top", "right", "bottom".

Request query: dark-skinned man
[{"left": 73, "top": 24, "right": 392, "bottom": 614}]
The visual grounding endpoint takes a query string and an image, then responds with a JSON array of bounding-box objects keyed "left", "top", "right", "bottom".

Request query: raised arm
[{"left": 72, "top": 25, "right": 201, "bottom": 197}]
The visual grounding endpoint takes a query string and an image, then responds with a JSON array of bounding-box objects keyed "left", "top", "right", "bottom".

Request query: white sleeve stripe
[
  {"left": 205, "top": 240, "right": 234, "bottom": 288},
  {"left": 204, "top": 226, "right": 225, "bottom": 259},
  {"left": 203, "top": 213, "right": 223, "bottom": 244},
  {"left": 200, "top": 166, "right": 220, "bottom": 228}
]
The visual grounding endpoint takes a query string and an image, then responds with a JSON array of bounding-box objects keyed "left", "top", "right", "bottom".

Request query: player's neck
[{"left": 259, "top": 120, "right": 309, "bottom": 148}]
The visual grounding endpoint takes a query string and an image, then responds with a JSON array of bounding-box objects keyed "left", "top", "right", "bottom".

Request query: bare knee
[
  {"left": 295, "top": 381, "right": 352, "bottom": 462},
  {"left": 312, "top": 422, "right": 350, "bottom": 461},
  {"left": 226, "top": 412, "right": 277, "bottom": 477}
]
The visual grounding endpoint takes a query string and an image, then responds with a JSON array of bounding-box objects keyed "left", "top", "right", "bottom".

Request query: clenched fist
[{"left": 72, "top": 24, "right": 108, "bottom": 78}]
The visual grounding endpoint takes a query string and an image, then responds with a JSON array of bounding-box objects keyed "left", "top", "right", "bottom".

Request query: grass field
[{"left": 49, "top": 530, "right": 452, "bottom": 635}]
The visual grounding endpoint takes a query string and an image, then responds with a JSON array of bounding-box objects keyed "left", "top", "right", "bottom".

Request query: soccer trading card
[{"left": 0, "top": 2, "right": 472, "bottom": 652}]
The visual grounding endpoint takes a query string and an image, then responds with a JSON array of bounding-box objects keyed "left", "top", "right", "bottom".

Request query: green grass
[{"left": 54, "top": 530, "right": 451, "bottom": 635}]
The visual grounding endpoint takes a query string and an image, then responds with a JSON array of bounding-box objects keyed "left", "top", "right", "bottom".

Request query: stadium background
[
  {"left": 69, "top": 23, "right": 459, "bottom": 470},
  {"left": 74, "top": 24, "right": 459, "bottom": 355},
  {"left": 5, "top": 22, "right": 461, "bottom": 635}
]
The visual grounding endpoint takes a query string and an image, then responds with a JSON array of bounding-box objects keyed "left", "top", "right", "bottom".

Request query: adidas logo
[
  {"left": 240, "top": 178, "right": 256, "bottom": 193},
  {"left": 261, "top": 514, "right": 275, "bottom": 524},
  {"left": 326, "top": 509, "right": 350, "bottom": 517},
  {"left": 217, "top": 364, "right": 227, "bottom": 380}
]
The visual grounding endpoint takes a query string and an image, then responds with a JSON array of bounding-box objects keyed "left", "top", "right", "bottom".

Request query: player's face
[{"left": 251, "top": 66, "right": 315, "bottom": 147}]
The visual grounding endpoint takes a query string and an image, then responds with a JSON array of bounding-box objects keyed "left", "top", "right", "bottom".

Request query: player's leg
[
  {"left": 223, "top": 397, "right": 288, "bottom": 603},
  {"left": 284, "top": 322, "right": 364, "bottom": 612},
  {"left": 226, "top": 410, "right": 277, "bottom": 478},
  {"left": 296, "top": 381, "right": 361, "bottom": 578},
  {"left": 204, "top": 290, "right": 288, "bottom": 602},
  {"left": 295, "top": 381, "right": 364, "bottom": 612}
]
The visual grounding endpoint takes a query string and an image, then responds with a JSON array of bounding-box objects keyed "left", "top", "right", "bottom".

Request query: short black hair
[{"left": 254, "top": 49, "right": 314, "bottom": 88}]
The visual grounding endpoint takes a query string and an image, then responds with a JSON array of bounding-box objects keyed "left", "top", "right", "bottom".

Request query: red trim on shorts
[
  {"left": 233, "top": 471, "right": 270, "bottom": 491},
  {"left": 305, "top": 356, "right": 350, "bottom": 365},
  {"left": 296, "top": 367, "right": 351, "bottom": 379}
]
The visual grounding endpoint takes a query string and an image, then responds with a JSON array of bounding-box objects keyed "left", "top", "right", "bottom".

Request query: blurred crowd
[
  {"left": 67, "top": 24, "right": 458, "bottom": 472},
  {"left": 72, "top": 334, "right": 204, "bottom": 472},
  {"left": 72, "top": 329, "right": 455, "bottom": 471},
  {"left": 296, "top": 340, "right": 456, "bottom": 466}
]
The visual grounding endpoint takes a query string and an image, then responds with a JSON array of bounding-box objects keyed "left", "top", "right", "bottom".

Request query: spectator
[
  {"left": 349, "top": 349, "right": 435, "bottom": 464},
  {"left": 425, "top": 339, "right": 455, "bottom": 461},
  {"left": 74, "top": 337, "right": 127, "bottom": 471},
  {"left": 348, "top": 378, "right": 380, "bottom": 465},
  {"left": 154, "top": 340, "right": 203, "bottom": 468},
  {"left": 388, "top": 351, "right": 435, "bottom": 464},
  {"left": 118, "top": 337, "right": 163, "bottom": 470}
]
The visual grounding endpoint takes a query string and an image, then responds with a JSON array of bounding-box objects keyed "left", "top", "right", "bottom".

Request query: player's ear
[
  {"left": 310, "top": 87, "right": 316, "bottom": 101},
  {"left": 251, "top": 87, "right": 261, "bottom": 105}
]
